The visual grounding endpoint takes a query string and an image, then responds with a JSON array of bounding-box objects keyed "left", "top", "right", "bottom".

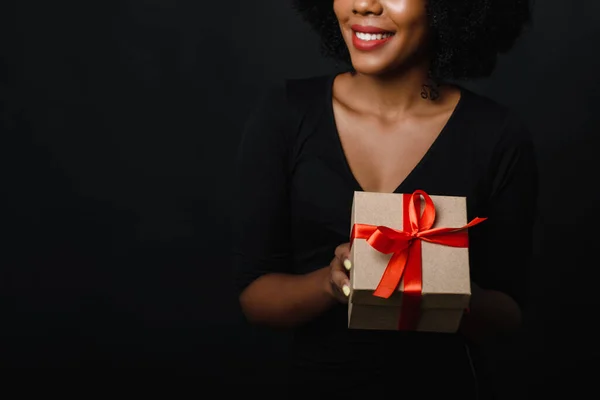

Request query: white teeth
[{"left": 355, "top": 31, "right": 393, "bottom": 41}]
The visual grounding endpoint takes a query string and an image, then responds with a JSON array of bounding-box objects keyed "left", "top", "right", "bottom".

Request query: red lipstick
[{"left": 350, "top": 24, "right": 395, "bottom": 51}]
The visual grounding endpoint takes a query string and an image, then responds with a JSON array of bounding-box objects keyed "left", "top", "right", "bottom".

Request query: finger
[
  {"left": 330, "top": 256, "right": 344, "bottom": 272},
  {"left": 331, "top": 270, "right": 350, "bottom": 298},
  {"left": 342, "top": 283, "right": 350, "bottom": 298},
  {"left": 334, "top": 243, "right": 352, "bottom": 271},
  {"left": 334, "top": 243, "right": 350, "bottom": 260},
  {"left": 330, "top": 258, "right": 350, "bottom": 282}
]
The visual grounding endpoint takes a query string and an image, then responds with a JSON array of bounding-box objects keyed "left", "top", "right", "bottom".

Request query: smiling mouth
[{"left": 354, "top": 31, "right": 395, "bottom": 41}]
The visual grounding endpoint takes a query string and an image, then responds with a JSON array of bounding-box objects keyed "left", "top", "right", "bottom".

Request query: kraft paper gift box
[{"left": 348, "top": 190, "right": 486, "bottom": 333}]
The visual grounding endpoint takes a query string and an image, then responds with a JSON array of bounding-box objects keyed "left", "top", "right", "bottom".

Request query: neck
[{"left": 350, "top": 62, "right": 433, "bottom": 116}]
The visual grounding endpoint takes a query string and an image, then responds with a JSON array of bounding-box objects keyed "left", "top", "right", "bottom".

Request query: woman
[{"left": 232, "top": 0, "right": 536, "bottom": 398}]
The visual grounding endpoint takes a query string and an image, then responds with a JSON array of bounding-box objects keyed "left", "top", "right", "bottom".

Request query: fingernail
[
  {"left": 342, "top": 284, "right": 350, "bottom": 297},
  {"left": 343, "top": 259, "right": 352, "bottom": 271}
]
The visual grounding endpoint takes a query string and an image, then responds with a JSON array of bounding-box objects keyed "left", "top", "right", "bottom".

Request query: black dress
[{"left": 232, "top": 74, "right": 537, "bottom": 399}]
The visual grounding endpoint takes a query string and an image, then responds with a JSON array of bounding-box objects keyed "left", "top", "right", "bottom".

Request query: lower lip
[{"left": 351, "top": 32, "right": 394, "bottom": 51}]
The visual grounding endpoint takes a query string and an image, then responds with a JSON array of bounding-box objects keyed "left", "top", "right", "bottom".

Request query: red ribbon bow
[{"left": 349, "top": 190, "right": 486, "bottom": 330}]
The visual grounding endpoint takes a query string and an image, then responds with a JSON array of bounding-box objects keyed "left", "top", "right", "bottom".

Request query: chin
[
  {"left": 351, "top": 51, "right": 425, "bottom": 78},
  {"left": 350, "top": 58, "right": 397, "bottom": 77}
]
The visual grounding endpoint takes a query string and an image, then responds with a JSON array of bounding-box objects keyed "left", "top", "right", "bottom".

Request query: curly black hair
[{"left": 292, "top": 0, "right": 532, "bottom": 82}]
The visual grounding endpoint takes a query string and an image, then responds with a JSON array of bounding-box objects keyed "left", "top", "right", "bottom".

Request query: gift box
[{"left": 348, "top": 190, "right": 485, "bottom": 333}]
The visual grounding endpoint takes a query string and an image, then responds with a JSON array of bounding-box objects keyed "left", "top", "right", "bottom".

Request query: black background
[{"left": 1, "top": 0, "right": 599, "bottom": 397}]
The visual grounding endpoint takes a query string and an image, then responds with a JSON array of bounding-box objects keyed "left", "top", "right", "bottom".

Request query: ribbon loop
[{"left": 409, "top": 190, "right": 436, "bottom": 232}]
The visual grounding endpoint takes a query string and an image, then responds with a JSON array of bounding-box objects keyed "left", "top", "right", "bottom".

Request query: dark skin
[{"left": 240, "top": 0, "right": 522, "bottom": 344}]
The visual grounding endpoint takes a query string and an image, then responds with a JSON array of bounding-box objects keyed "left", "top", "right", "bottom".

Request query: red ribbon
[{"left": 349, "top": 190, "right": 486, "bottom": 331}]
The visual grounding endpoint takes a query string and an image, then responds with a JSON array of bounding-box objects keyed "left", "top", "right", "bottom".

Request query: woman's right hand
[{"left": 326, "top": 243, "right": 352, "bottom": 304}]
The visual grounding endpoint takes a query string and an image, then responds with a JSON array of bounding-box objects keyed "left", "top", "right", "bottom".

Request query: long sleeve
[
  {"left": 231, "top": 84, "right": 296, "bottom": 295},
  {"left": 468, "top": 114, "right": 539, "bottom": 308}
]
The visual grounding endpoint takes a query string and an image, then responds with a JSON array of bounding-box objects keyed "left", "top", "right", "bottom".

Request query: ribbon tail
[
  {"left": 373, "top": 250, "right": 409, "bottom": 299},
  {"left": 419, "top": 217, "right": 488, "bottom": 247}
]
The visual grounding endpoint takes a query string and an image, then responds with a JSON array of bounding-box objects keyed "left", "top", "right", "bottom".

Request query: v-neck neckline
[{"left": 325, "top": 73, "right": 467, "bottom": 194}]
